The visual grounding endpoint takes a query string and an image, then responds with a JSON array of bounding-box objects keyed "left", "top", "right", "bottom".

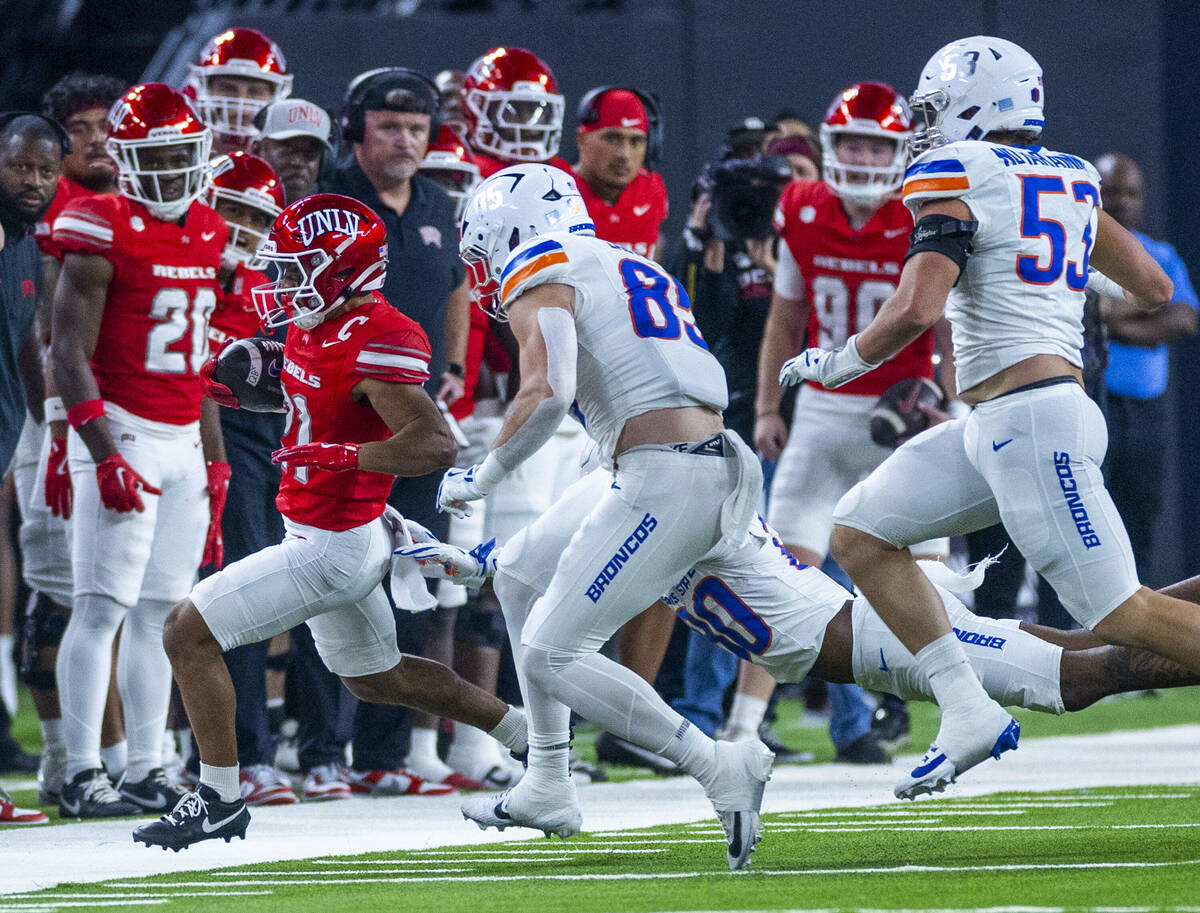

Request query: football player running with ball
[
  {"left": 441, "top": 165, "right": 773, "bottom": 871},
  {"left": 133, "top": 194, "right": 528, "bottom": 851},
  {"left": 780, "top": 36, "right": 1200, "bottom": 799}
]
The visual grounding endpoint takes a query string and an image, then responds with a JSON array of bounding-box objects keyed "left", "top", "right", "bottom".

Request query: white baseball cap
[{"left": 254, "top": 98, "right": 334, "bottom": 151}]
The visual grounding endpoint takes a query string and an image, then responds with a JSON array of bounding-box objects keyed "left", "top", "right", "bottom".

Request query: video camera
[{"left": 698, "top": 155, "right": 793, "bottom": 242}]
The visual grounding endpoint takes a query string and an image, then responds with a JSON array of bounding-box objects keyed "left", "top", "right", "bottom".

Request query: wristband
[
  {"left": 446, "top": 362, "right": 466, "bottom": 379},
  {"left": 44, "top": 397, "right": 67, "bottom": 423},
  {"left": 67, "top": 399, "right": 106, "bottom": 430}
]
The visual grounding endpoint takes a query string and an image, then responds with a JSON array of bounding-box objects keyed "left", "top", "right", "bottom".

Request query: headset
[
  {"left": 576, "top": 86, "right": 662, "bottom": 167},
  {"left": 340, "top": 67, "right": 442, "bottom": 144},
  {"left": 0, "top": 111, "right": 72, "bottom": 157}
]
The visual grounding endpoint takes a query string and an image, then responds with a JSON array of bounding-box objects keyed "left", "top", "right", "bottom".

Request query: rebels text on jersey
[
  {"left": 276, "top": 293, "right": 432, "bottom": 531},
  {"left": 572, "top": 166, "right": 668, "bottom": 258},
  {"left": 209, "top": 262, "right": 274, "bottom": 349},
  {"left": 35, "top": 175, "right": 95, "bottom": 262},
  {"left": 51, "top": 194, "right": 227, "bottom": 424},
  {"left": 774, "top": 181, "right": 935, "bottom": 397},
  {"left": 901, "top": 141, "right": 1102, "bottom": 392}
]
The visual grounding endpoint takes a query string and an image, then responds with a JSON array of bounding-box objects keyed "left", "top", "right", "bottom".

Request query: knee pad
[
  {"left": 18, "top": 592, "right": 69, "bottom": 690},
  {"left": 454, "top": 596, "right": 507, "bottom": 649}
]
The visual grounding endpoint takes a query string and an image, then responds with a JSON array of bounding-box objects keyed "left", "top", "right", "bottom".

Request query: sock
[
  {"left": 916, "top": 631, "right": 992, "bottom": 713},
  {"left": 488, "top": 706, "right": 528, "bottom": 755},
  {"left": 99, "top": 740, "right": 127, "bottom": 781},
  {"left": 406, "top": 727, "right": 453, "bottom": 782},
  {"left": 524, "top": 744, "right": 569, "bottom": 788},
  {"left": 200, "top": 761, "right": 241, "bottom": 803},
  {"left": 0, "top": 634, "right": 16, "bottom": 716},
  {"left": 40, "top": 719, "right": 64, "bottom": 754},
  {"left": 118, "top": 599, "right": 172, "bottom": 783},
  {"left": 661, "top": 718, "right": 718, "bottom": 791},
  {"left": 725, "top": 693, "right": 768, "bottom": 739},
  {"left": 450, "top": 723, "right": 503, "bottom": 765}
]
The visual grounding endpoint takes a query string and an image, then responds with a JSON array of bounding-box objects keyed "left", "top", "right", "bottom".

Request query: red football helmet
[
  {"left": 186, "top": 28, "right": 292, "bottom": 146},
  {"left": 251, "top": 193, "right": 388, "bottom": 330},
  {"left": 819, "top": 82, "right": 912, "bottom": 205},
  {"left": 206, "top": 151, "right": 285, "bottom": 270},
  {"left": 107, "top": 83, "right": 213, "bottom": 221},
  {"left": 461, "top": 47, "right": 563, "bottom": 163},
  {"left": 419, "top": 125, "right": 481, "bottom": 221}
]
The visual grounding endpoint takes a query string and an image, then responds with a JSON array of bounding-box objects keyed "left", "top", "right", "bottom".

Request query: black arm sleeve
[{"left": 904, "top": 214, "right": 979, "bottom": 276}]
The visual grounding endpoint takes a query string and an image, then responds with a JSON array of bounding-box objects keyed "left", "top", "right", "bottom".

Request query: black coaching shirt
[{"left": 0, "top": 215, "right": 39, "bottom": 473}]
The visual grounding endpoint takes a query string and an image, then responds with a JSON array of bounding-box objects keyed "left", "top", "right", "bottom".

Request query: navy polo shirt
[
  {"left": 322, "top": 159, "right": 464, "bottom": 390},
  {"left": 0, "top": 217, "right": 39, "bottom": 473}
]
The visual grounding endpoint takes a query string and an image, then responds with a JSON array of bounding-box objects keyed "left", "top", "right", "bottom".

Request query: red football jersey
[
  {"left": 276, "top": 293, "right": 433, "bottom": 531},
  {"left": 209, "top": 262, "right": 273, "bottom": 348},
  {"left": 52, "top": 194, "right": 227, "bottom": 424},
  {"left": 473, "top": 152, "right": 573, "bottom": 179},
  {"left": 774, "top": 181, "right": 934, "bottom": 397},
  {"left": 572, "top": 167, "right": 668, "bottom": 258},
  {"left": 35, "top": 176, "right": 96, "bottom": 261}
]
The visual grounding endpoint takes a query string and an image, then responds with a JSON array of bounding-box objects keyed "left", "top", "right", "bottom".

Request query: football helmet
[
  {"left": 910, "top": 36, "right": 1043, "bottom": 153},
  {"left": 107, "top": 83, "right": 213, "bottom": 221},
  {"left": 419, "top": 125, "right": 481, "bottom": 221},
  {"left": 251, "top": 193, "right": 387, "bottom": 330},
  {"left": 186, "top": 28, "right": 293, "bottom": 146},
  {"left": 461, "top": 47, "right": 564, "bottom": 163},
  {"left": 819, "top": 82, "right": 912, "bottom": 205},
  {"left": 458, "top": 163, "right": 594, "bottom": 321},
  {"left": 206, "top": 151, "right": 284, "bottom": 270}
]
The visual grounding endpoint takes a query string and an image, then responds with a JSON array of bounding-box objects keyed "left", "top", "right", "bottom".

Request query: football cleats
[
  {"left": 106, "top": 83, "right": 212, "bottom": 221},
  {"left": 186, "top": 28, "right": 292, "bottom": 146},
  {"left": 458, "top": 163, "right": 593, "bottom": 320},
  {"left": 419, "top": 124, "right": 481, "bottom": 221},
  {"left": 820, "top": 82, "right": 912, "bottom": 205},
  {"left": 910, "top": 36, "right": 1043, "bottom": 153},
  {"left": 207, "top": 151, "right": 284, "bottom": 270},
  {"left": 461, "top": 47, "right": 564, "bottom": 163},
  {"left": 251, "top": 193, "right": 388, "bottom": 330}
]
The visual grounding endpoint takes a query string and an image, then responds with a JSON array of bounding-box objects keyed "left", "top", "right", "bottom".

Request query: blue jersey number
[
  {"left": 1017, "top": 175, "right": 1100, "bottom": 289},
  {"left": 619, "top": 259, "right": 708, "bottom": 349},
  {"left": 679, "top": 576, "right": 772, "bottom": 661}
]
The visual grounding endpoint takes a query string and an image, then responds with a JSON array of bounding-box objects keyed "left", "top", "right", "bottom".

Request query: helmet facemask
[
  {"left": 909, "top": 90, "right": 952, "bottom": 154},
  {"left": 192, "top": 71, "right": 291, "bottom": 145},
  {"left": 820, "top": 126, "right": 910, "bottom": 205},
  {"left": 210, "top": 188, "right": 282, "bottom": 271},
  {"left": 108, "top": 134, "right": 213, "bottom": 221},
  {"left": 465, "top": 85, "right": 563, "bottom": 162}
]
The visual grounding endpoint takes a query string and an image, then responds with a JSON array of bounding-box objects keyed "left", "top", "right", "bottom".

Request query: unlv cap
[
  {"left": 819, "top": 81, "right": 913, "bottom": 205},
  {"left": 252, "top": 193, "right": 388, "bottom": 330},
  {"left": 106, "top": 83, "right": 213, "bottom": 222}
]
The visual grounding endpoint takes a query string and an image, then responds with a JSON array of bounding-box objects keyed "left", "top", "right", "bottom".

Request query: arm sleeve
[{"left": 354, "top": 325, "right": 433, "bottom": 385}]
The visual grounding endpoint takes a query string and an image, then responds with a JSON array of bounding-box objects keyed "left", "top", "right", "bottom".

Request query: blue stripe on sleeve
[
  {"left": 905, "top": 159, "right": 966, "bottom": 178},
  {"left": 500, "top": 238, "right": 564, "bottom": 281}
]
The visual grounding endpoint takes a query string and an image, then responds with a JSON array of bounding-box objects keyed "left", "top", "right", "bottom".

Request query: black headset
[
  {"left": 340, "top": 67, "right": 442, "bottom": 144},
  {"left": 0, "top": 111, "right": 72, "bottom": 157},
  {"left": 576, "top": 86, "right": 662, "bottom": 167}
]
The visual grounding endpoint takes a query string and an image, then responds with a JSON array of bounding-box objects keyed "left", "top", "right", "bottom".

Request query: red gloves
[
  {"left": 199, "top": 343, "right": 239, "bottom": 409},
  {"left": 44, "top": 437, "right": 72, "bottom": 519},
  {"left": 271, "top": 442, "right": 359, "bottom": 473},
  {"left": 202, "top": 461, "right": 232, "bottom": 569},
  {"left": 95, "top": 453, "right": 162, "bottom": 513}
]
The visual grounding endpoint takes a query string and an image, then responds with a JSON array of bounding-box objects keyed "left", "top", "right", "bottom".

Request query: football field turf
[{"left": 4, "top": 691, "right": 1199, "bottom": 912}]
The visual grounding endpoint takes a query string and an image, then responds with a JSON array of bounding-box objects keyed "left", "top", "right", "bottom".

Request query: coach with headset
[{"left": 312, "top": 67, "right": 469, "bottom": 789}]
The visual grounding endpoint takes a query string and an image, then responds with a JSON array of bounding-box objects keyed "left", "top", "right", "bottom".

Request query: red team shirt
[
  {"left": 276, "top": 293, "right": 432, "bottom": 531},
  {"left": 35, "top": 175, "right": 96, "bottom": 262},
  {"left": 572, "top": 167, "right": 668, "bottom": 258},
  {"left": 208, "top": 262, "right": 274, "bottom": 348},
  {"left": 51, "top": 194, "right": 227, "bottom": 424},
  {"left": 774, "top": 180, "right": 935, "bottom": 398}
]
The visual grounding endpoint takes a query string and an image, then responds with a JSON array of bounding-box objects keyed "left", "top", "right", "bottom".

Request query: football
[
  {"left": 212, "top": 337, "right": 287, "bottom": 413},
  {"left": 869, "top": 377, "right": 947, "bottom": 448}
]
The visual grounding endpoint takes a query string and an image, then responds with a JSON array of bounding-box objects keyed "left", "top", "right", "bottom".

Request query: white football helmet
[
  {"left": 458, "top": 163, "right": 594, "bottom": 321},
  {"left": 910, "top": 36, "right": 1043, "bottom": 153}
]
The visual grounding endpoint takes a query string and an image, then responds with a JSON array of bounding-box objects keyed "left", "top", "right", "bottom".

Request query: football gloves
[
  {"left": 95, "top": 453, "right": 162, "bottom": 513},
  {"left": 199, "top": 342, "right": 240, "bottom": 409},
  {"left": 778, "top": 333, "right": 881, "bottom": 390},
  {"left": 393, "top": 519, "right": 499, "bottom": 589},
  {"left": 202, "top": 461, "right": 232, "bottom": 569},
  {"left": 44, "top": 436, "right": 72, "bottom": 519},
  {"left": 436, "top": 465, "right": 490, "bottom": 518},
  {"left": 271, "top": 442, "right": 359, "bottom": 473}
]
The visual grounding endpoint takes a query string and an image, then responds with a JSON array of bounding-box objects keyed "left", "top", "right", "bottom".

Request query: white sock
[
  {"left": 524, "top": 744, "right": 569, "bottom": 789},
  {"left": 200, "top": 762, "right": 241, "bottom": 803},
  {"left": 725, "top": 693, "right": 768, "bottom": 739},
  {"left": 406, "top": 727, "right": 453, "bottom": 782},
  {"left": 916, "top": 631, "right": 992, "bottom": 712},
  {"left": 487, "top": 706, "right": 527, "bottom": 755},
  {"left": 661, "top": 718, "right": 718, "bottom": 791},
  {"left": 118, "top": 599, "right": 173, "bottom": 782},
  {"left": 0, "top": 634, "right": 16, "bottom": 716},
  {"left": 58, "top": 594, "right": 127, "bottom": 780},
  {"left": 100, "top": 740, "right": 127, "bottom": 781},
  {"left": 40, "top": 718, "right": 65, "bottom": 754}
]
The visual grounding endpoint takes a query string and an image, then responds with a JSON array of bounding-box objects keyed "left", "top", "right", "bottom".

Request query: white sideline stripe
[
  {"left": 210, "top": 868, "right": 468, "bottom": 876},
  {"left": 2, "top": 893, "right": 272, "bottom": 899},
  {"left": 0, "top": 903, "right": 165, "bottom": 910},
  {"left": 107, "top": 859, "right": 1200, "bottom": 888},
  {"left": 686, "top": 823, "right": 1200, "bottom": 834},
  {"left": 638, "top": 907, "right": 1200, "bottom": 913},
  {"left": 776, "top": 804, "right": 1108, "bottom": 814}
]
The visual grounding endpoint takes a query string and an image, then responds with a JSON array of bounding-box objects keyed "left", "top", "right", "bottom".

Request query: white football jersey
[
  {"left": 499, "top": 231, "right": 728, "bottom": 461},
  {"left": 902, "top": 140, "right": 1102, "bottom": 392},
  {"left": 660, "top": 517, "right": 851, "bottom": 683}
]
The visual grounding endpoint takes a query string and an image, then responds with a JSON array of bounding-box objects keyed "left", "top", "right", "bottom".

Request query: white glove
[
  {"left": 778, "top": 333, "right": 880, "bottom": 390},
  {"left": 393, "top": 532, "right": 498, "bottom": 589},
  {"left": 436, "top": 465, "right": 487, "bottom": 518}
]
